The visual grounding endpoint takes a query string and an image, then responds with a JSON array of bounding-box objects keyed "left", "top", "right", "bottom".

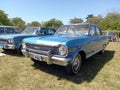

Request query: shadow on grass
[
  {"left": 32, "top": 50, "right": 114, "bottom": 84},
  {"left": 1, "top": 50, "right": 23, "bottom": 57}
]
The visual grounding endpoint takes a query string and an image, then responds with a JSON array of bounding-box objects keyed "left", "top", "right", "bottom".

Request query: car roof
[
  {"left": 0, "top": 26, "right": 18, "bottom": 28},
  {"left": 26, "top": 26, "right": 52, "bottom": 28},
  {"left": 63, "top": 23, "right": 97, "bottom": 26},
  {"left": 24, "top": 27, "right": 56, "bottom": 31}
]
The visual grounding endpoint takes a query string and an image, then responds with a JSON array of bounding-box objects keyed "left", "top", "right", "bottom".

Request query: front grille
[
  {"left": 0, "top": 39, "right": 7, "bottom": 42},
  {"left": 26, "top": 43, "right": 59, "bottom": 55},
  {"left": 0, "top": 39, "right": 7, "bottom": 46}
]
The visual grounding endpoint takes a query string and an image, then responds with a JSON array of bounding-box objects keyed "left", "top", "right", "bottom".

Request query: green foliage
[
  {"left": 111, "top": 20, "right": 120, "bottom": 30},
  {"left": 10, "top": 17, "right": 26, "bottom": 30},
  {"left": 86, "top": 14, "right": 103, "bottom": 24},
  {"left": 98, "top": 12, "right": 120, "bottom": 31},
  {"left": 85, "top": 12, "right": 120, "bottom": 31},
  {"left": 27, "top": 21, "right": 41, "bottom": 27},
  {"left": 69, "top": 17, "right": 83, "bottom": 24},
  {"left": 0, "top": 9, "right": 12, "bottom": 25},
  {"left": 97, "top": 19, "right": 109, "bottom": 30},
  {"left": 42, "top": 18, "right": 63, "bottom": 29},
  {"left": 1, "top": 9, "right": 120, "bottom": 31},
  {"left": 106, "top": 12, "right": 120, "bottom": 30}
]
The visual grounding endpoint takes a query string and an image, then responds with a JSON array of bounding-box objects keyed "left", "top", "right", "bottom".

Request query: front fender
[
  {"left": 69, "top": 48, "right": 85, "bottom": 64},
  {"left": 14, "top": 40, "right": 22, "bottom": 49}
]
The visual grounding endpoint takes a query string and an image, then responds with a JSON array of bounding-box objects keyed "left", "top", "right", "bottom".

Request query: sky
[{"left": 0, "top": 0, "right": 120, "bottom": 24}]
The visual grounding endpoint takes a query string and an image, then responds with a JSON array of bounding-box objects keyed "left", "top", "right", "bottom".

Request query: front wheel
[
  {"left": 17, "top": 45, "right": 23, "bottom": 55},
  {"left": 65, "top": 54, "right": 82, "bottom": 74}
]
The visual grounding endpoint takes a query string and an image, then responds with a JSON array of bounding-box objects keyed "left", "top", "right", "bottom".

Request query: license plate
[{"left": 34, "top": 55, "right": 42, "bottom": 61}]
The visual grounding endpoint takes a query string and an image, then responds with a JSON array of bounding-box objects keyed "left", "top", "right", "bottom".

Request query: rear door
[{"left": 95, "top": 26, "right": 103, "bottom": 50}]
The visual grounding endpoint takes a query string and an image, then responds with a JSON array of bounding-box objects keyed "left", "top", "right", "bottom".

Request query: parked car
[
  {"left": 22, "top": 23, "right": 109, "bottom": 74},
  {"left": 0, "top": 27, "right": 56, "bottom": 53},
  {"left": 106, "top": 31, "right": 119, "bottom": 42},
  {"left": 0, "top": 26, "right": 21, "bottom": 35}
]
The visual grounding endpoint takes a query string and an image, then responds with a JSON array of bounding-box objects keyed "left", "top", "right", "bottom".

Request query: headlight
[
  {"left": 58, "top": 45, "right": 68, "bottom": 56},
  {"left": 22, "top": 42, "right": 26, "bottom": 49},
  {"left": 8, "top": 39, "right": 14, "bottom": 44}
]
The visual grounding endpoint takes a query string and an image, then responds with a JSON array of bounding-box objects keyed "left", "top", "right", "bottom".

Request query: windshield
[
  {"left": 22, "top": 27, "right": 39, "bottom": 34},
  {"left": 55, "top": 24, "right": 89, "bottom": 35}
]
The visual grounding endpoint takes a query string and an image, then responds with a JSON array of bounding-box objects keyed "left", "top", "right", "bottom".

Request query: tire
[
  {"left": 17, "top": 46, "right": 23, "bottom": 55},
  {"left": 65, "top": 54, "right": 82, "bottom": 74},
  {"left": 99, "top": 45, "right": 105, "bottom": 55}
]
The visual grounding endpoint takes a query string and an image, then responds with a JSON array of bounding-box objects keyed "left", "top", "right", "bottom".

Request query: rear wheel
[
  {"left": 99, "top": 45, "right": 105, "bottom": 54},
  {"left": 65, "top": 54, "right": 82, "bottom": 74}
]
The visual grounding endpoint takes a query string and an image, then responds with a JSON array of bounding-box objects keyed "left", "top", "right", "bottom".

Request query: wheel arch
[
  {"left": 78, "top": 50, "right": 86, "bottom": 63},
  {"left": 65, "top": 49, "right": 86, "bottom": 74},
  {"left": 70, "top": 48, "right": 86, "bottom": 64}
]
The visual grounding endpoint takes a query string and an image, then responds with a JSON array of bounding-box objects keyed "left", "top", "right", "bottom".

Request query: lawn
[{"left": 0, "top": 42, "right": 120, "bottom": 90}]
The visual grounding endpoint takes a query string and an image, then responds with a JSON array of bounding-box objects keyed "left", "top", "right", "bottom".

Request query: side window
[
  {"left": 14, "top": 28, "right": 21, "bottom": 33},
  {"left": 5, "top": 27, "right": 14, "bottom": 34},
  {"left": 39, "top": 28, "right": 48, "bottom": 35},
  {"left": 96, "top": 27, "right": 101, "bottom": 35},
  {"left": 89, "top": 26, "right": 95, "bottom": 36},
  {"left": 47, "top": 28, "right": 55, "bottom": 35},
  {"left": 0, "top": 27, "right": 4, "bottom": 34}
]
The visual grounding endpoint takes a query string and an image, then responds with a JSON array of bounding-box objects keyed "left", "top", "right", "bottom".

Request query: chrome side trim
[{"left": 86, "top": 49, "right": 103, "bottom": 59}]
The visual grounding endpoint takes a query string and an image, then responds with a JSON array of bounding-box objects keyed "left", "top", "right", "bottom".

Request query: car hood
[
  {"left": 0, "top": 33, "right": 35, "bottom": 40},
  {"left": 23, "top": 34, "right": 89, "bottom": 46}
]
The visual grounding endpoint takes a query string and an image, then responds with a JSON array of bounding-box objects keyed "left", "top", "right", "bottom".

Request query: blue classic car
[
  {"left": 22, "top": 23, "right": 109, "bottom": 74},
  {"left": 0, "top": 27, "right": 56, "bottom": 53}
]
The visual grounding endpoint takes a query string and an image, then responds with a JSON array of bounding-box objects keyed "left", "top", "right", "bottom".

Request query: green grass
[{"left": 0, "top": 42, "right": 120, "bottom": 90}]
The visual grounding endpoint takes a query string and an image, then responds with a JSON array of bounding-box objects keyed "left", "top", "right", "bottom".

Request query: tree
[
  {"left": 86, "top": 14, "right": 103, "bottom": 24},
  {"left": 0, "top": 9, "right": 12, "bottom": 25},
  {"left": 42, "top": 18, "right": 63, "bottom": 29},
  {"left": 10, "top": 17, "right": 26, "bottom": 30},
  {"left": 69, "top": 17, "right": 83, "bottom": 24},
  {"left": 98, "top": 12, "right": 120, "bottom": 30},
  {"left": 27, "top": 21, "right": 41, "bottom": 27}
]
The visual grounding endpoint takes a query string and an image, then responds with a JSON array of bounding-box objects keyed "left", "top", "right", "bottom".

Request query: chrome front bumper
[
  {"left": 0, "top": 44, "right": 15, "bottom": 49},
  {"left": 22, "top": 49, "right": 71, "bottom": 66}
]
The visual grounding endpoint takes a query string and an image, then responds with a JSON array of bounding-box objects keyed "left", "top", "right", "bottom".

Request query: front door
[{"left": 88, "top": 25, "right": 98, "bottom": 53}]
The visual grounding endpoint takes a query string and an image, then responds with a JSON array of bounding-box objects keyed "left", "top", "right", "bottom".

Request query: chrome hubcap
[{"left": 72, "top": 55, "right": 81, "bottom": 73}]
